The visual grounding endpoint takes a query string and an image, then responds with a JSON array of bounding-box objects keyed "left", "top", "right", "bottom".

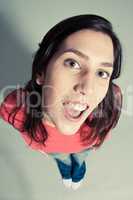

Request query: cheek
[
  {"left": 50, "top": 73, "right": 73, "bottom": 99},
  {"left": 42, "top": 87, "right": 54, "bottom": 109},
  {"left": 42, "top": 80, "right": 69, "bottom": 109},
  {"left": 93, "top": 84, "right": 109, "bottom": 105}
]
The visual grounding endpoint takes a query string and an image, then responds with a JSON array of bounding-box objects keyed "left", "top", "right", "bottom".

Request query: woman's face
[{"left": 40, "top": 29, "right": 114, "bottom": 134}]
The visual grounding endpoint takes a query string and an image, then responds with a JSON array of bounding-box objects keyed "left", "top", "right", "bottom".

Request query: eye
[
  {"left": 64, "top": 58, "right": 81, "bottom": 69},
  {"left": 97, "top": 70, "right": 110, "bottom": 79}
]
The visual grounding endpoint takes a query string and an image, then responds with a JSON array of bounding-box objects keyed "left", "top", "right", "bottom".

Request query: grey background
[{"left": 0, "top": 0, "right": 133, "bottom": 199}]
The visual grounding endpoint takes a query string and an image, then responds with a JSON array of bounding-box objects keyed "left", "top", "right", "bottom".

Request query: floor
[{"left": 0, "top": 115, "right": 133, "bottom": 200}]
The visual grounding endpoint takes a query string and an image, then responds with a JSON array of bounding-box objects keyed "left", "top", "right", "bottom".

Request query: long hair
[{"left": 8, "top": 14, "right": 123, "bottom": 148}]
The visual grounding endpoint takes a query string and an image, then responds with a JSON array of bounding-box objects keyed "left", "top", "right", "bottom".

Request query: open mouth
[{"left": 62, "top": 102, "right": 89, "bottom": 122}]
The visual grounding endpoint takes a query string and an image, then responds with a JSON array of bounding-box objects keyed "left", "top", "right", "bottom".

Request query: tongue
[{"left": 65, "top": 108, "right": 82, "bottom": 118}]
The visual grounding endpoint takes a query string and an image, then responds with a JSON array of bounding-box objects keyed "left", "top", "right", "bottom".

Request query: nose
[{"left": 73, "top": 74, "right": 94, "bottom": 96}]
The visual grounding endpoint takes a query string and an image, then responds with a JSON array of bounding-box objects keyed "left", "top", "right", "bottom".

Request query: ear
[{"left": 36, "top": 72, "right": 45, "bottom": 85}]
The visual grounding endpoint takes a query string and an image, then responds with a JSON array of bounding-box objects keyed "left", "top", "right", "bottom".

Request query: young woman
[{"left": 0, "top": 14, "right": 122, "bottom": 190}]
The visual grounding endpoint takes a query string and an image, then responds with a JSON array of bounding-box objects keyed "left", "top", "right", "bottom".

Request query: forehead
[
  {"left": 62, "top": 29, "right": 113, "bottom": 47},
  {"left": 57, "top": 29, "right": 114, "bottom": 62}
]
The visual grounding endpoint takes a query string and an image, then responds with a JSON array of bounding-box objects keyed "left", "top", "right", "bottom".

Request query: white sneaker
[
  {"left": 62, "top": 178, "right": 72, "bottom": 188},
  {"left": 71, "top": 180, "right": 83, "bottom": 190}
]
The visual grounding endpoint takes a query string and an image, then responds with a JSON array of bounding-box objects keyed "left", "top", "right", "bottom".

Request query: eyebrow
[{"left": 62, "top": 48, "right": 113, "bottom": 68}]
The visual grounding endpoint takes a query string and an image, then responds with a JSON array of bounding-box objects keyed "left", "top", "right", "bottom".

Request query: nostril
[
  {"left": 80, "top": 91, "right": 86, "bottom": 95},
  {"left": 73, "top": 84, "right": 86, "bottom": 95}
]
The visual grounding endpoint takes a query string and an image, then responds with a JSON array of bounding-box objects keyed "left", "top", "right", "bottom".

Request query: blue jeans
[{"left": 48, "top": 148, "right": 91, "bottom": 182}]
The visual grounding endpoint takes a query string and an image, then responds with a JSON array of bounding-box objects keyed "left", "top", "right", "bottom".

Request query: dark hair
[{"left": 10, "top": 14, "right": 123, "bottom": 149}]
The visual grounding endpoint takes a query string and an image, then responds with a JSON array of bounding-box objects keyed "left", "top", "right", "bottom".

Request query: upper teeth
[{"left": 64, "top": 103, "right": 87, "bottom": 111}]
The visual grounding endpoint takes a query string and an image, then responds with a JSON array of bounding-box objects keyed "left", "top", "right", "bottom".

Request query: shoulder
[{"left": 0, "top": 87, "right": 27, "bottom": 130}]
